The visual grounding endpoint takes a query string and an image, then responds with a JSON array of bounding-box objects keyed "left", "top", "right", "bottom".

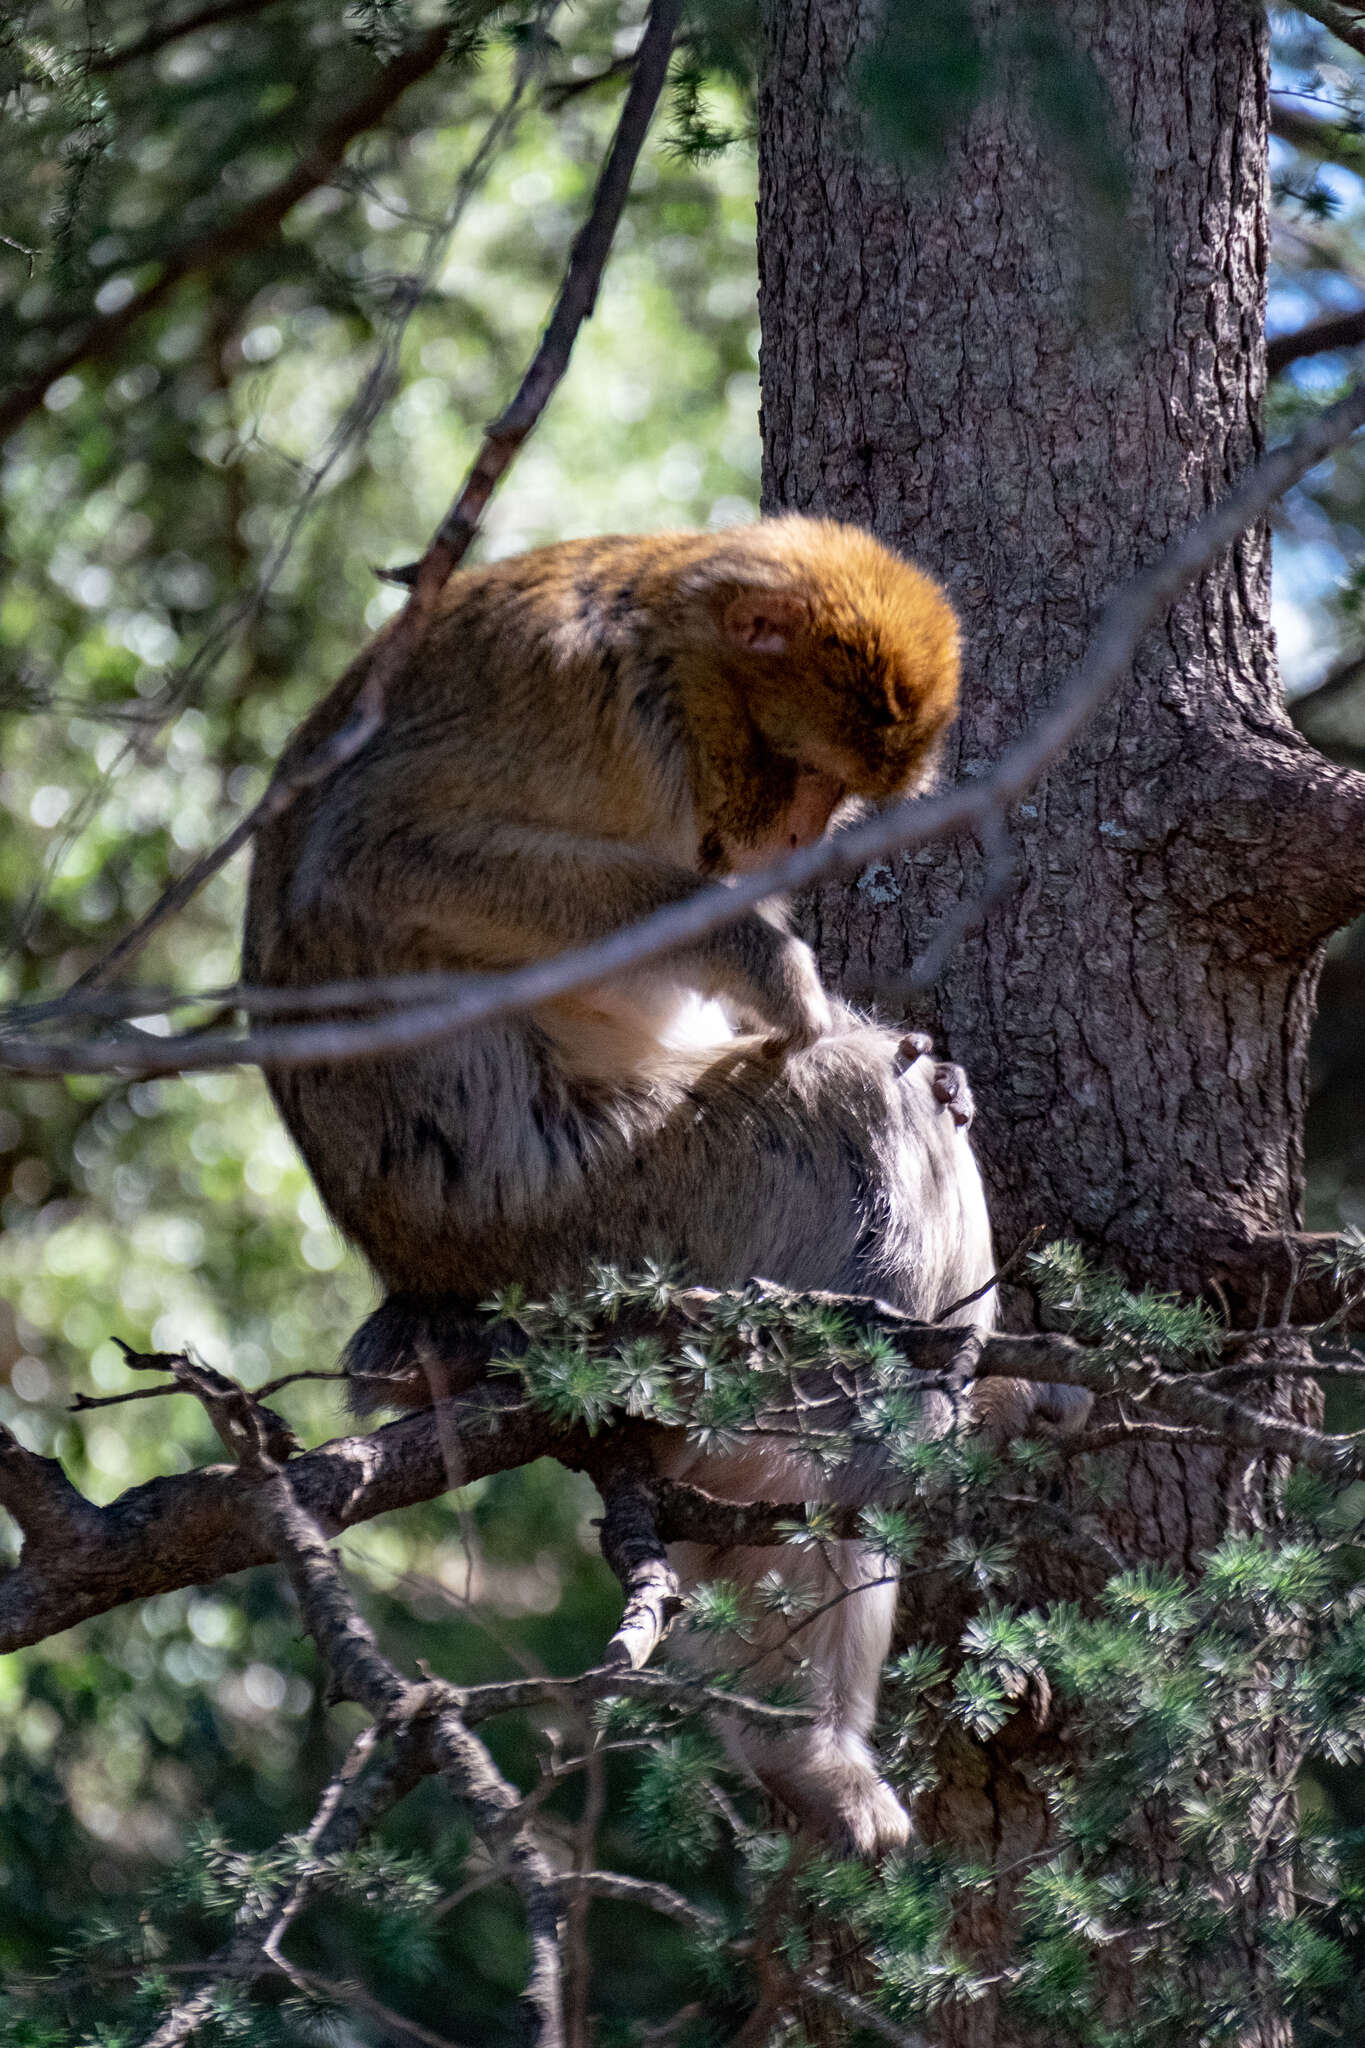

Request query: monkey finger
[
  {"left": 759, "top": 1021, "right": 825, "bottom": 1060},
  {"left": 893, "top": 1030, "right": 934, "bottom": 1075},
  {"left": 931, "top": 1061, "right": 974, "bottom": 1127}
]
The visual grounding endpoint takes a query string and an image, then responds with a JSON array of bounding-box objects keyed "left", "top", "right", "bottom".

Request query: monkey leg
[{"left": 663, "top": 1533, "right": 911, "bottom": 1860}]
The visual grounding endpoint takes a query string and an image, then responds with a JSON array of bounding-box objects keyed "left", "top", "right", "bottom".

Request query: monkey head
[{"left": 662, "top": 516, "right": 961, "bottom": 874}]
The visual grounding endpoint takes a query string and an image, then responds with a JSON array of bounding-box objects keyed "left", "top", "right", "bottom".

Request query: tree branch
[
  {"left": 386, "top": 0, "right": 685, "bottom": 582},
  {"left": 587, "top": 1441, "right": 683, "bottom": 1671},
  {"left": 136, "top": 1363, "right": 569, "bottom": 2048},
  {"left": 1193, "top": 1230, "right": 1365, "bottom": 1330},
  {"left": 1291, "top": 2, "right": 1365, "bottom": 64},
  {"left": 0, "top": 27, "right": 456, "bottom": 442},
  {"left": 89, "top": 0, "right": 288, "bottom": 72},
  {"left": 8, "top": 375, "right": 1365, "bottom": 1076},
  {"left": 1289, "top": 647, "right": 1365, "bottom": 725},
  {"left": 1270, "top": 94, "right": 1365, "bottom": 174},
  {"left": 1269, "top": 304, "right": 1365, "bottom": 375},
  {"left": 137, "top": 1723, "right": 431, "bottom": 2048},
  {"left": 0, "top": 1423, "right": 108, "bottom": 1546},
  {"left": 7, "top": 1283, "right": 1365, "bottom": 1656},
  {"left": 241, "top": 1452, "right": 566, "bottom": 2048}
]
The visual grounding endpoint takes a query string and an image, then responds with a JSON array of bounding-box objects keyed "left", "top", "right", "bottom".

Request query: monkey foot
[{"left": 893, "top": 1034, "right": 974, "bottom": 1127}]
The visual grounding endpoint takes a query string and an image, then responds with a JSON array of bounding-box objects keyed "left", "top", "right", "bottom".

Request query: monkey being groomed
[{"left": 244, "top": 516, "right": 1085, "bottom": 1858}]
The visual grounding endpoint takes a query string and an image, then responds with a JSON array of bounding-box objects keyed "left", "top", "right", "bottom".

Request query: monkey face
[
  {"left": 720, "top": 763, "right": 848, "bottom": 872},
  {"left": 707, "top": 606, "right": 957, "bottom": 866}
]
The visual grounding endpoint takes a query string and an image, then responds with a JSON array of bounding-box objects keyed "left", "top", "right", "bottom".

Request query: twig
[
  {"left": 137, "top": 1723, "right": 430, "bottom": 2048},
  {"left": 1271, "top": 94, "right": 1365, "bottom": 174},
  {"left": 564, "top": 1743, "right": 607, "bottom": 2048},
  {"left": 455, "top": 1667, "right": 812, "bottom": 1733},
  {"left": 68, "top": 1363, "right": 348, "bottom": 1413},
  {"left": 541, "top": 52, "right": 638, "bottom": 110},
  {"left": 244, "top": 1452, "right": 566, "bottom": 2047},
  {"left": 932, "top": 1226, "right": 1046, "bottom": 1324},
  {"left": 553, "top": 1868, "right": 725, "bottom": 1935},
  {"left": 270, "top": 1968, "right": 468, "bottom": 2048},
  {"left": 136, "top": 1361, "right": 568, "bottom": 2048},
  {"left": 382, "top": 0, "right": 685, "bottom": 581},
  {"left": 43, "top": 0, "right": 680, "bottom": 1004},
  {"left": 14, "top": 13, "right": 555, "bottom": 988},
  {"left": 8, "top": 374, "right": 1365, "bottom": 1076}
]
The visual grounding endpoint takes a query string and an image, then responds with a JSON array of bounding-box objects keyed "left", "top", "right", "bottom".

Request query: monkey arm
[{"left": 306, "top": 817, "right": 833, "bottom": 1050}]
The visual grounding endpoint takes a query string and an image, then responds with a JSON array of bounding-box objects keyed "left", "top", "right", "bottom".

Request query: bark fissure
[{"left": 759, "top": 2, "right": 1331, "bottom": 2040}]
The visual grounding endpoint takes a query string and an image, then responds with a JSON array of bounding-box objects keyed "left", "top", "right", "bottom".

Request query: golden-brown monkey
[{"left": 244, "top": 516, "right": 1077, "bottom": 1857}]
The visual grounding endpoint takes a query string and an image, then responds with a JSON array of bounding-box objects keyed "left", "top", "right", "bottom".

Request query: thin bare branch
[
  {"left": 386, "top": 0, "right": 686, "bottom": 580},
  {"left": 456, "top": 1667, "right": 812, "bottom": 1733},
  {"left": 554, "top": 1868, "right": 725, "bottom": 1934},
  {"left": 8, "top": 375, "right": 1365, "bottom": 1077},
  {"left": 44, "top": 0, "right": 681, "bottom": 1004}
]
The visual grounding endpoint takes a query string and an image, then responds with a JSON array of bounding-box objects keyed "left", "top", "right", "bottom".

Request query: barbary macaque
[{"left": 244, "top": 517, "right": 1078, "bottom": 1857}]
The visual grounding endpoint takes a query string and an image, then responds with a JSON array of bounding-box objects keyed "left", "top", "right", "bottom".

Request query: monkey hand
[{"left": 752, "top": 934, "right": 835, "bottom": 1058}]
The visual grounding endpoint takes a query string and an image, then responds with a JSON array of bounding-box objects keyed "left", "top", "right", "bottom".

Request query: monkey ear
[{"left": 721, "top": 590, "right": 810, "bottom": 656}]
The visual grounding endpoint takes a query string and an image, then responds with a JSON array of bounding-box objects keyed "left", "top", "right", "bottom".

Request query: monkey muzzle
[{"left": 724, "top": 767, "right": 846, "bottom": 871}]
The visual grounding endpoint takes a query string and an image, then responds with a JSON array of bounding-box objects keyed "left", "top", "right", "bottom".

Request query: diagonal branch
[
  {"left": 1270, "top": 93, "right": 1365, "bottom": 174},
  {"left": 1269, "top": 304, "right": 1365, "bottom": 375},
  {"left": 244, "top": 1453, "right": 565, "bottom": 2048},
  {"left": 89, "top": 0, "right": 289, "bottom": 71},
  {"left": 0, "top": 27, "right": 456, "bottom": 442},
  {"left": 136, "top": 1365, "right": 566, "bottom": 2048},
  {"left": 138, "top": 1723, "right": 432, "bottom": 2048},
  {"left": 1292, "top": 1, "right": 1365, "bottom": 63},
  {"left": 7, "top": 374, "right": 1365, "bottom": 1077}
]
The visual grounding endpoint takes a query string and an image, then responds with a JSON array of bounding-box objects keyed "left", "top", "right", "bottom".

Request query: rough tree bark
[{"left": 758, "top": 2, "right": 1365, "bottom": 2042}]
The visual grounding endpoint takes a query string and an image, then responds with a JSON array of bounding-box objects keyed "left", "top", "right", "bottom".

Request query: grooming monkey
[{"left": 244, "top": 516, "right": 1080, "bottom": 1857}]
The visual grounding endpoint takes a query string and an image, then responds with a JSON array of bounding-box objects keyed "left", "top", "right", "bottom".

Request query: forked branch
[{"left": 6, "top": 1282, "right": 1365, "bottom": 1658}]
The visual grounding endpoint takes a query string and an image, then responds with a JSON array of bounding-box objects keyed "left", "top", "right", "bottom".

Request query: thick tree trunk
[{"left": 756, "top": 2, "right": 1365, "bottom": 2042}]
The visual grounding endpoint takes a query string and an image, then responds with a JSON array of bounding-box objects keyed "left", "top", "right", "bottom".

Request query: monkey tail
[{"left": 341, "top": 1291, "right": 494, "bottom": 1415}]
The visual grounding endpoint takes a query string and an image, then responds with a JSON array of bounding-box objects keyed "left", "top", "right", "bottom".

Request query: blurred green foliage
[{"left": 0, "top": 1, "right": 763, "bottom": 2034}]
